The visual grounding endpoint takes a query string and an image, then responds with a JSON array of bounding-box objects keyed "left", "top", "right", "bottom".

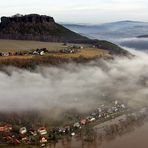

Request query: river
[{"left": 53, "top": 122, "right": 148, "bottom": 148}]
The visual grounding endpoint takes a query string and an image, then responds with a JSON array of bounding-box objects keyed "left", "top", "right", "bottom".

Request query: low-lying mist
[
  {"left": 119, "top": 38, "right": 148, "bottom": 51},
  {"left": 0, "top": 48, "right": 148, "bottom": 115}
]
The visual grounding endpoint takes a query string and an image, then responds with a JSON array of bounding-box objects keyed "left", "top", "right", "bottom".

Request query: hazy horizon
[
  {"left": 60, "top": 20, "right": 148, "bottom": 25},
  {"left": 0, "top": 0, "right": 147, "bottom": 24}
]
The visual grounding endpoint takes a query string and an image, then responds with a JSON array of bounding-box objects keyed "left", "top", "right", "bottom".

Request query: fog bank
[
  {"left": 119, "top": 38, "right": 148, "bottom": 51},
  {"left": 0, "top": 48, "right": 148, "bottom": 112}
]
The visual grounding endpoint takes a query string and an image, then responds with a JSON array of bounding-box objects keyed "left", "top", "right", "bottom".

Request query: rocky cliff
[
  {"left": 1, "top": 14, "right": 55, "bottom": 24},
  {"left": 0, "top": 14, "right": 87, "bottom": 42}
]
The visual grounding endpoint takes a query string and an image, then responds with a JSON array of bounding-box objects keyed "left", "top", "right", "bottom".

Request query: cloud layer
[{"left": 0, "top": 48, "right": 148, "bottom": 113}]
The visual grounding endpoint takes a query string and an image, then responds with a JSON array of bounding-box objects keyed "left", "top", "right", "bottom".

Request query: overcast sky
[{"left": 0, "top": 0, "right": 147, "bottom": 24}]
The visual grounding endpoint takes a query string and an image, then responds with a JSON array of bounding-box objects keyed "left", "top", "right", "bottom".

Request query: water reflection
[{"left": 49, "top": 114, "right": 148, "bottom": 148}]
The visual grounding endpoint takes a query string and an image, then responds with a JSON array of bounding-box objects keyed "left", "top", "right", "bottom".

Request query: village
[
  {"left": 0, "top": 42, "right": 113, "bottom": 69},
  {"left": 0, "top": 100, "right": 129, "bottom": 147},
  {"left": 0, "top": 44, "right": 83, "bottom": 57}
]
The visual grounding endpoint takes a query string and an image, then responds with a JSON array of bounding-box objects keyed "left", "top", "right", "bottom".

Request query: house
[
  {"left": 40, "top": 51, "right": 45, "bottom": 56},
  {"left": 58, "top": 127, "right": 66, "bottom": 134},
  {"left": 29, "top": 129, "right": 37, "bottom": 136},
  {"left": 0, "top": 124, "right": 12, "bottom": 132},
  {"left": 40, "top": 137, "right": 48, "bottom": 143},
  {"left": 38, "top": 127, "right": 47, "bottom": 135},
  {"left": 121, "top": 104, "right": 126, "bottom": 109},
  {"left": 115, "top": 100, "right": 118, "bottom": 105},
  {"left": 97, "top": 108, "right": 102, "bottom": 113},
  {"left": 87, "top": 116, "right": 96, "bottom": 122},
  {"left": 112, "top": 106, "right": 118, "bottom": 112},
  {"left": 89, "top": 117, "right": 96, "bottom": 122},
  {"left": 71, "top": 132, "right": 75, "bottom": 136},
  {"left": 19, "top": 127, "right": 27, "bottom": 135},
  {"left": 2, "top": 52, "right": 10, "bottom": 56},
  {"left": 33, "top": 51, "right": 39, "bottom": 55},
  {"left": 60, "top": 48, "right": 79, "bottom": 54},
  {"left": 40, "top": 137, "right": 48, "bottom": 147},
  {"left": 80, "top": 119, "right": 87, "bottom": 125},
  {"left": 73, "top": 122, "right": 81, "bottom": 128},
  {"left": 33, "top": 48, "right": 48, "bottom": 55},
  {"left": 20, "top": 135, "right": 29, "bottom": 143}
]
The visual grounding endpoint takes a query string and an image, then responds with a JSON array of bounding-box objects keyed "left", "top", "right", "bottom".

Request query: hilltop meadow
[{"left": 0, "top": 39, "right": 111, "bottom": 69}]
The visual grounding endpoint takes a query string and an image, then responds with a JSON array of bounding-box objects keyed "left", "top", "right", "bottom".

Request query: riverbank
[
  {"left": 0, "top": 101, "right": 127, "bottom": 147},
  {"left": 1, "top": 107, "right": 147, "bottom": 148}
]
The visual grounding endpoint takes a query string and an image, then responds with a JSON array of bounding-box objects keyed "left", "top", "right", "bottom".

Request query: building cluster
[
  {"left": 60, "top": 48, "right": 79, "bottom": 54},
  {"left": 32, "top": 48, "right": 49, "bottom": 55},
  {"left": 60, "top": 45, "right": 83, "bottom": 54},
  {"left": 0, "top": 100, "right": 127, "bottom": 147},
  {"left": 0, "top": 45, "right": 82, "bottom": 57},
  {"left": 0, "top": 48, "right": 49, "bottom": 57}
]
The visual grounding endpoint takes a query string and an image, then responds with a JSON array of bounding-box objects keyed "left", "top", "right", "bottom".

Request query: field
[
  {"left": 0, "top": 39, "right": 65, "bottom": 52},
  {"left": 0, "top": 39, "right": 112, "bottom": 68},
  {"left": 49, "top": 48, "right": 110, "bottom": 58}
]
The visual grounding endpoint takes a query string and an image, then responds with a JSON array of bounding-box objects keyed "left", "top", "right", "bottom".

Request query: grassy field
[
  {"left": 0, "top": 39, "right": 65, "bottom": 52},
  {"left": 49, "top": 48, "right": 110, "bottom": 58},
  {"left": 0, "top": 39, "right": 111, "bottom": 58},
  {"left": 0, "top": 48, "right": 111, "bottom": 61},
  {"left": 0, "top": 39, "right": 112, "bottom": 68}
]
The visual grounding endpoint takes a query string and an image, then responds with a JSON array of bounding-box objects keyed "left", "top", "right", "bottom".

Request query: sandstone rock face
[
  {"left": 0, "top": 14, "right": 86, "bottom": 42},
  {"left": 1, "top": 14, "right": 55, "bottom": 24}
]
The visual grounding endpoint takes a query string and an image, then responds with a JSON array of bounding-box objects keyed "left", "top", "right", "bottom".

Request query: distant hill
[
  {"left": 137, "top": 35, "right": 148, "bottom": 38},
  {"left": 63, "top": 21, "right": 148, "bottom": 41},
  {"left": 0, "top": 14, "right": 87, "bottom": 42}
]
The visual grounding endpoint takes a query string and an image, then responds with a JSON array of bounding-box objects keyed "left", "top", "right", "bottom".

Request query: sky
[{"left": 0, "top": 0, "right": 147, "bottom": 24}]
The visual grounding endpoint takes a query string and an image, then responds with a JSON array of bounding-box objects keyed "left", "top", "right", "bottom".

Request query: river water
[
  {"left": 53, "top": 122, "right": 148, "bottom": 148},
  {"left": 100, "top": 122, "right": 148, "bottom": 148}
]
